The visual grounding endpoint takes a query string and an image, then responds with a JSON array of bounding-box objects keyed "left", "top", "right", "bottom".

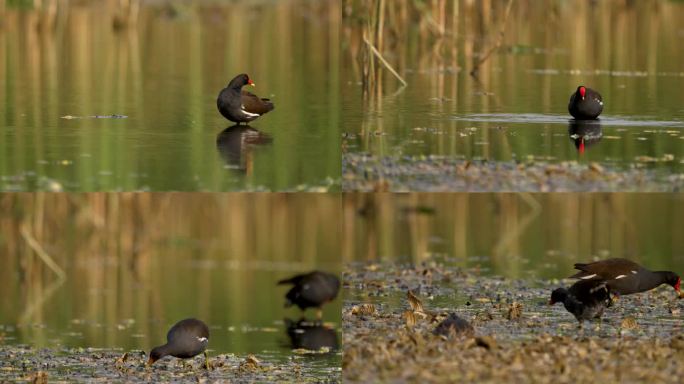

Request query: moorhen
[
  {"left": 217, "top": 74, "right": 274, "bottom": 124},
  {"left": 147, "top": 318, "right": 210, "bottom": 368},
  {"left": 278, "top": 271, "right": 341, "bottom": 320},
  {"left": 570, "top": 258, "right": 682, "bottom": 298},
  {"left": 568, "top": 85, "right": 603, "bottom": 120},
  {"left": 284, "top": 318, "right": 339, "bottom": 351},
  {"left": 549, "top": 279, "right": 611, "bottom": 327},
  {"left": 432, "top": 313, "right": 474, "bottom": 338}
]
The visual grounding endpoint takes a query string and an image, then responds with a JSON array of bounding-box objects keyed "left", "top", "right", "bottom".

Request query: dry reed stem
[
  {"left": 470, "top": 0, "right": 515, "bottom": 76},
  {"left": 20, "top": 223, "right": 66, "bottom": 281},
  {"left": 363, "top": 36, "right": 407, "bottom": 87}
]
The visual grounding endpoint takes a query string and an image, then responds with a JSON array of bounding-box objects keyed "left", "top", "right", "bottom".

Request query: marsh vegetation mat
[
  {"left": 343, "top": 152, "right": 684, "bottom": 192},
  {"left": 343, "top": 261, "right": 684, "bottom": 383},
  {"left": 0, "top": 346, "right": 340, "bottom": 383}
]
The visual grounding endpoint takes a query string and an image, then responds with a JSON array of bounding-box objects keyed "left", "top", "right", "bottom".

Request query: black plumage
[
  {"left": 549, "top": 279, "right": 611, "bottom": 326},
  {"left": 147, "top": 318, "right": 209, "bottom": 366},
  {"left": 217, "top": 74, "right": 274, "bottom": 124},
  {"left": 570, "top": 258, "right": 681, "bottom": 297},
  {"left": 568, "top": 85, "right": 603, "bottom": 120}
]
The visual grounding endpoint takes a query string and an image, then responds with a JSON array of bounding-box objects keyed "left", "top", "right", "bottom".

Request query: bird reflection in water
[
  {"left": 568, "top": 120, "right": 602, "bottom": 154},
  {"left": 216, "top": 125, "right": 273, "bottom": 173},
  {"left": 284, "top": 318, "right": 339, "bottom": 352}
]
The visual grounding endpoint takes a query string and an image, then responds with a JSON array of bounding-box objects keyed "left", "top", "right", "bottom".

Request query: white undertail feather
[
  {"left": 615, "top": 275, "right": 627, "bottom": 279},
  {"left": 240, "top": 105, "right": 260, "bottom": 118},
  {"left": 580, "top": 274, "right": 597, "bottom": 280}
]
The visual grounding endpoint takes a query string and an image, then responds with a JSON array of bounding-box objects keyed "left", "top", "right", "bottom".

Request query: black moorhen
[
  {"left": 147, "top": 318, "right": 210, "bottom": 368},
  {"left": 278, "top": 271, "right": 341, "bottom": 320},
  {"left": 432, "top": 313, "right": 474, "bottom": 338},
  {"left": 284, "top": 318, "right": 339, "bottom": 351},
  {"left": 570, "top": 258, "right": 682, "bottom": 298},
  {"left": 549, "top": 279, "right": 611, "bottom": 327},
  {"left": 217, "top": 74, "right": 274, "bottom": 124},
  {"left": 568, "top": 85, "right": 603, "bottom": 120}
]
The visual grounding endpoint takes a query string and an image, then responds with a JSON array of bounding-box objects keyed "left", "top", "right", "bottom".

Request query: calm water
[
  {"left": 0, "top": 194, "right": 341, "bottom": 371},
  {"left": 0, "top": 1, "right": 340, "bottom": 191},
  {"left": 342, "top": 0, "right": 684, "bottom": 180},
  {"left": 343, "top": 193, "right": 684, "bottom": 279}
]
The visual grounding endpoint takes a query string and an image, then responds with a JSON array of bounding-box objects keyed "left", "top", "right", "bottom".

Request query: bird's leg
[
  {"left": 316, "top": 308, "right": 323, "bottom": 323},
  {"left": 204, "top": 351, "right": 210, "bottom": 370}
]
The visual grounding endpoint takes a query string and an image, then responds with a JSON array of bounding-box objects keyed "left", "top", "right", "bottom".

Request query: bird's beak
[
  {"left": 146, "top": 357, "right": 156, "bottom": 366},
  {"left": 678, "top": 291, "right": 683, "bottom": 299},
  {"left": 248, "top": 80, "right": 255, "bottom": 87}
]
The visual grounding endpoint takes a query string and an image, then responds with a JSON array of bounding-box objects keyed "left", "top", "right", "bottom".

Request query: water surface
[{"left": 0, "top": 0, "right": 340, "bottom": 191}]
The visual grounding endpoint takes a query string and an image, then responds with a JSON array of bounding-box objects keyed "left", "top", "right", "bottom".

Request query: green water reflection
[
  {"left": 343, "top": 193, "right": 684, "bottom": 279},
  {"left": 342, "top": 0, "right": 684, "bottom": 178},
  {"left": 0, "top": 194, "right": 341, "bottom": 369},
  {"left": 0, "top": 0, "right": 340, "bottom": 191}
]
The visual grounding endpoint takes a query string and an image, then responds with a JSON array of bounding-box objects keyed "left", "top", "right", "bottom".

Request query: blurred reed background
[
  {"left": 0, "top": 0, "right": 340, "bottom": 191},
  {"left": 344, "top": 0, "right": 684, "bottom": 100},
  {"left": 343, "top": 193, "right": 684, "bottom": 279},
  {"left": 0, "top": 193, "right": 341, "bottom": 354}
]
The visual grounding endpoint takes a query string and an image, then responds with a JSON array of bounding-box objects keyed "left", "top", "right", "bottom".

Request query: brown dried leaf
[
  {"left": 404, "top": 310, "right": 417, "bottom": 328},
  {"left": 506, "top": 302, "right": 523, "bottom": 320},
  {"left": 351, "top": 303, "right": 376, "bottom": 316},
  {"left": 589, "top": 162, "right": 604, "bottom": 173},
  {"left": 621, "top": 317, "right": 638, "bottom": 330},
  {"left": 407, "top": 290, "right": 424, "bottom": 313}
]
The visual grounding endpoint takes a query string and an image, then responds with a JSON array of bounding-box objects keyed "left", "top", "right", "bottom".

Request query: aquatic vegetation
[{"left": 343, "top": 261, "right": 684, "bottom": 383}]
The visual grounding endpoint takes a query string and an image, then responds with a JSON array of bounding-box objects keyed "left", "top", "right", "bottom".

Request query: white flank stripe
[
  {"left": 580, "top": 274, "right": 596, "bottom": 279},
  {"left": 631, "top": 270, "right": 638, "bottom": 274},
  {"left": 241, "top": 105, "right": 260, "bottom": 118},
  {"left": 615, "top": 274, "right": 627, "bottom": 279}
]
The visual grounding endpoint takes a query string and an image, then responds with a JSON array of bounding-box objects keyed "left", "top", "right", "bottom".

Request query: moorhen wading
[
  {"left": 570, "top": 258, "right": 681, "bottom": 298},
  {"left": 568, "top": 85, "right": 603, "bottom": 120},
  {"left": 217, "top": 74, "right": 274, "bottom": 124},
  {"left": 147, "top": 318, "right": 210, "bottom": 368},
  {"left": 549, "top": 279, "right": 611, "bottom": 327}
]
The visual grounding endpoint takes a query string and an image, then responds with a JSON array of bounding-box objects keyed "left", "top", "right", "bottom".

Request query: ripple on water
[{"left": 452, "top": 113, "right": 684, "bottom": 127}]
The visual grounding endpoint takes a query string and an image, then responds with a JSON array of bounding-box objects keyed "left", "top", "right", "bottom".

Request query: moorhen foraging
[
  {"left": 549, "top": 279, "right": 611, "bottom": 327},
  {"left": 278, "top": 271, "right": 341, "bottom": 320},
  {"left": 568, "top": 85, "right": 603, "bottom": 120},
  {"left": 217, "top": 74, "right": 274, "bottom": 124},
  {"left": 433, "top": 313, "right": 474, "bottom": 338},
  {"left": 570, "top": 258, "right": 682, "bottom": 298},
  {"left": 147, "top": 318, "right": 210, "bottom": 368}
]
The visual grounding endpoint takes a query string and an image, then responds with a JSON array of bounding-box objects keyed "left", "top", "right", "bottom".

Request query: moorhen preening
[
  {"left": 278, "top": 271, "right": 341, "bottom": 320},
  {"left": 284, "top": 318, "right": 339, "bottom": 351},
  {"left": 432, "top": 313, "right": 475, "bottom": 338},
  {"left": 549, "top": 279, "right": 611, "bottom": 327},
  {"left": 568, "top": 85, "right": 603, "bottom": 120},
  {"left": 570, "top": 258, "right": 682, "bottom": 299},
  {"left": 147, "top": 318, "right": 210, "bottom": 369},
  {"left": 217, "top": 74, "right": 274, "bottom": 124}
]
